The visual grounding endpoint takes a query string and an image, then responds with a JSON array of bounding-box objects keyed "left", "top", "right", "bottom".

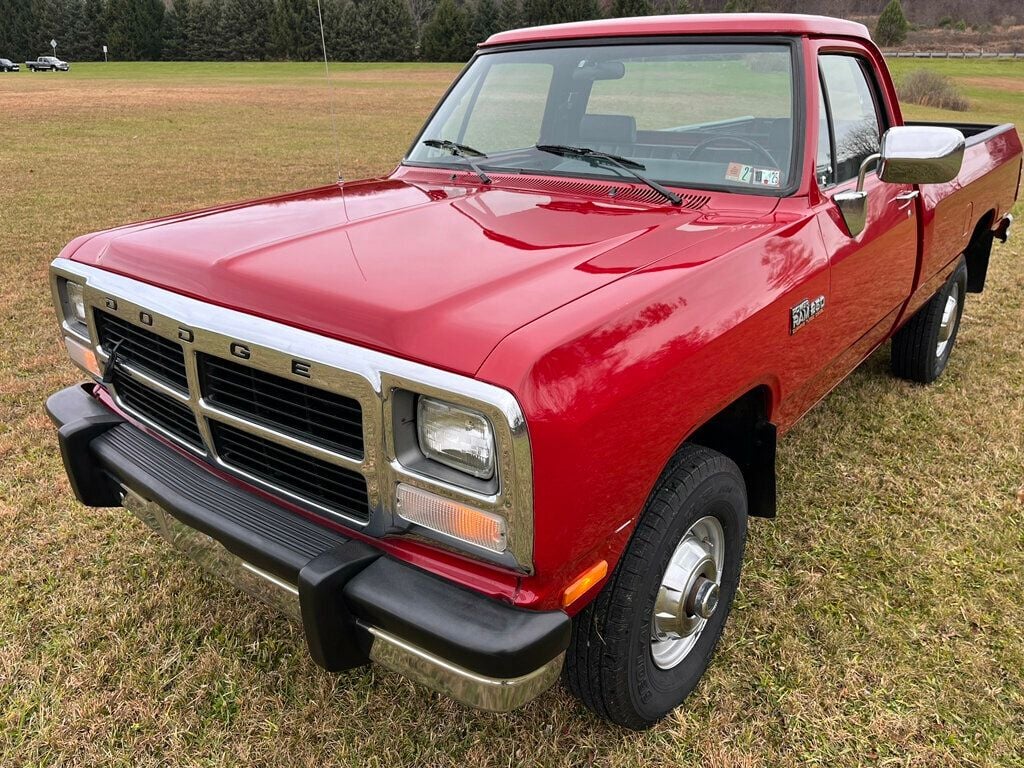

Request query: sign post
[
  {"left": 50, "top": 38, "right": 57, "bottom": 56},
  {"left": 102, "top": 45, "right": 108, "bottom": 63}
]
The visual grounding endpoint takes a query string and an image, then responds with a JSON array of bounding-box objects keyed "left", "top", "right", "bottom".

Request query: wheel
[
  {"left": 891, "top": 259, "right": 967, "bottom": 384},
  {"left": 565, "top": 444, "right": 747, "bottom": 729}
]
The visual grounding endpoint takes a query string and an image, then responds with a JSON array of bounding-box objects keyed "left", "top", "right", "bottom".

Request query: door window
[
  {"left": 815, "top": 82, "right": 834, "bottom": 187},
  {"left": 819, "top": 55, "right": 884, "bottom": 184}
]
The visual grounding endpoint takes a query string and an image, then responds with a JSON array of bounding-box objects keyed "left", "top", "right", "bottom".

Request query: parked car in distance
[
  {"left": 0, "top": 58, "right": 20, "bottom": 72},
  {"left": 26, "top": 55, "right": 69, "bottom": 71},
  {"left": 46, "top": 14, "right": 1020, "bottom": 729}
]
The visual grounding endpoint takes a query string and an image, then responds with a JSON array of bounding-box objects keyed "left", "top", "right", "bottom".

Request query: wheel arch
[
  {"left": 683, "top": 385, "right": 777, "bottom": 519},
  {"left": 965, "top": 209, "right": 997, "bottom": 293}
]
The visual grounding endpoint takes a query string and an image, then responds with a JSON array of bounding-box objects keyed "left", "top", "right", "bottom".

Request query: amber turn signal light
[
  {"left": 562, "top": 560, "right": 608, "bottom": 608},
  {"left": 65, "top": 336, "right": 101, "bottom": 378}
]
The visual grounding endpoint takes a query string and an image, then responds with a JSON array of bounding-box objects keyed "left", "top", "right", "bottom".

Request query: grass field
[{"left": 1, "top": 59, "right": 1022, "bottom": 767}]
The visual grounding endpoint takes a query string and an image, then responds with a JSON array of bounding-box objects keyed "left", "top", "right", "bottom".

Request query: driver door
[{"left": 816, "top": 53, "right": 919, "bottom": 353}]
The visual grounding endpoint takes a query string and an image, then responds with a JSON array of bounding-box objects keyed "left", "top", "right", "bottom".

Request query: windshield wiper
[
  {"left": 422, "top": 139, "right": 491, "bottom": 184},
  {"left": 534, "top": 144, "right": 683, "bottom": 206}
]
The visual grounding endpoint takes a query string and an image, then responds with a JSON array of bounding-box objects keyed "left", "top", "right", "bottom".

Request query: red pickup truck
[{"left": 46, "top": 14, "right": 1019, "bottom": 728}]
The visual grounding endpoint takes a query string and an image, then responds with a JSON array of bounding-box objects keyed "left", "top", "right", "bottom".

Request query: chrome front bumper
[{"left": 125, "top": 489, "right": 563, "bottom": 712}]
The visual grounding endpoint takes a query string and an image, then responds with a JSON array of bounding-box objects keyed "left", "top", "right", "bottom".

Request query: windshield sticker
[{"left": 726, "top": 163, "right": 781, "bottom": 188}]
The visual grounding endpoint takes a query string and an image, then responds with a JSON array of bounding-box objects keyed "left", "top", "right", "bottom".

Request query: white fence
[{"left": 884, "top": 51, "right": 1023, "bottom": 58}]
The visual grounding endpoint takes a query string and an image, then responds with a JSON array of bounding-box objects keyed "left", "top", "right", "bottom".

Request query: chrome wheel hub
[
  {"left": 651, "top": 515, "right": 725, "bottom": 670},
  {"left": 936, "top": 283, "right": 960, "bottom": 358}
]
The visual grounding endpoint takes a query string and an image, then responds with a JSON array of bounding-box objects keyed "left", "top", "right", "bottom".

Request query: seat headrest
[{"left": 579, "top": 114, "right": 637, "bottom": 145}]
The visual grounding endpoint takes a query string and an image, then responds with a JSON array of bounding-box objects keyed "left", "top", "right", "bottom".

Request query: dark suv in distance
[{"left": 1, "top": 58, "right": 20, "bottom": 72}]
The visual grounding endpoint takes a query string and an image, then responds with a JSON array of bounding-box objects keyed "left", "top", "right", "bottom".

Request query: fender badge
[{"left": 791, "top": 295, "right": 825, "bottom": 334}]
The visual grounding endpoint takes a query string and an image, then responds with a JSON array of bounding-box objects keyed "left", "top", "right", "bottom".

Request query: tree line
[{"left": 0, "top": 0, "right": 1015, "bottom": 64}]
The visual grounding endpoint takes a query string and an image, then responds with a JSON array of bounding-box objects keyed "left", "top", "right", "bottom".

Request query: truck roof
[{"left": 482, "top": 13, "right": 871, "bottom": 48}]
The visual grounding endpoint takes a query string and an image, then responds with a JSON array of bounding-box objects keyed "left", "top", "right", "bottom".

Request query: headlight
[
  {"left": 416, "top": 396, "right": 495, "bottom": 479},
  {"left": 65, "top": 280, "right": 86, "bottom": 325}
]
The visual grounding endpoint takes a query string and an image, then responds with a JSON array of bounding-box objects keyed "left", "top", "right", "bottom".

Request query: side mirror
[
  {"left": 833, "top": 125, "right": 965, "bottom": 237},
  {"left": 878, "top": 126, "right": 965, "bottom": 184}
]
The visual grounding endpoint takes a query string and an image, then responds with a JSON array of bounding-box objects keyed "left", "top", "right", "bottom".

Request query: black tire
[
  {"left": 565, "top": 444, "right": 747, "bottom": 730},
  {"left": 891, "top": 259, "right": 968, "bottom": 384}
]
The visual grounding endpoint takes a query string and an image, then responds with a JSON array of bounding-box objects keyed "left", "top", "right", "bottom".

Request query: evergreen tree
[
  {"left": 61, "top": 0, "right": 88, "bottom": 60},
  {"left": 610, "top": 0, "right": 652, "bottom": 16},
  {"left": 358, "top": 0, "right": 415, "bottom": 61},
  {"left": 105, "top": 0, "right": 141, "bottom": 59},
  {"left": 472, "top": 0, "right": 502, "bottom": 42},
  {"left": 0, "top": 0, "right": 37, "bottom": 61},
  {"left": 522, "top": 0, "right": 598, "bottom": 26},
  {"left": 184, "top": 0, "right": 221, "bottom": 59},
  {"left": 78, "top": 0, "right": 107, "bottom": 60},
  {"left": 221, "top": 0, "right": 273, "bottom": 60},
  {"left": 497, "top": 0, "right": 520, "bottom": 30},
  {"left": 142, "top": 0, "right": 164, "bottom": 59},
  {"left": 325, "top": 0, "right": 364, "bottom": 60},
  {"left": 521, "top": 0, "right": 550, "bottom": 25},
  {"left": 420, "top": 0, "right": 471, "bottom": 61},
  {"left": 875, "top": 0, "right": 909, "bottom": 46},
  {"left": 161, "top": 1, "right": 186, "bottom": 59},
  {"left": 272, "top": 0, "right": 320, "bottom": 60},
  {"left": 30, "top": 0, "right": 62, "bottom": 57}
]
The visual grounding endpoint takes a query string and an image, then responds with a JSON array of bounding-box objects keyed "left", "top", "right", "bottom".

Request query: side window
[
  {"left": 460, "top": 63, "right": 554, "bottom": 152},
  {"left": 815, "top": 82, "right": 834, "bottom": 187},
  {"left": 819, "top": 55, "right": 883, "bottom": 184}
]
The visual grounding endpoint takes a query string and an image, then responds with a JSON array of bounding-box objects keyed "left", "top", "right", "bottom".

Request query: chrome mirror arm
[{"left": 855, "top": 152, "right": 881, "bottom": 193}]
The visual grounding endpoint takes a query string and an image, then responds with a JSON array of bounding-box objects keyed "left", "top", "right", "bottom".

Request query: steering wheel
[{"left": 687, "top": 135, "right": 778, "bottom": 168}]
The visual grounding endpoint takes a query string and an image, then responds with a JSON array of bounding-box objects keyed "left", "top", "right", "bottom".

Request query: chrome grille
[
  {"left": 112, "top": 369, "right": 203, "bottom": 449},
  {"left": 211, "top": 422, "right": 369, "bottom": 522},
  {"left": 198, "top": 352, "right": 364, "bottom": 459},
  {"left": 95, "top": 310, "right": 189, "bottom": 392},
  {"left": 91, "top": 308, "right": 372, "bottom": 526}
]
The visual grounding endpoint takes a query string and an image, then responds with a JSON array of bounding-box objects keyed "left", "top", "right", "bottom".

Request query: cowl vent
[{"left": 404, "top": 168, "right": 710, "bottom": 210}]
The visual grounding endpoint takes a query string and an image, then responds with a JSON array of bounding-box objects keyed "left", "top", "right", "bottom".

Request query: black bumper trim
[
  {"left": 345, "top": 558, "right": 570, "bottom": 679},
  {"left": 47, "top": 383, "right": 571, "bottom": 681},
  {"left": 93, "top": 422, "right": 348, "bottom": 584}
]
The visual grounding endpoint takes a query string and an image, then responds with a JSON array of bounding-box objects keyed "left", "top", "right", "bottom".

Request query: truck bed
[
  {"left": 912, "top": 121, "right": 1021, "bottom": 305},
  {"left": 905, "top": 121, "right": 1017, "bottom": 145}
]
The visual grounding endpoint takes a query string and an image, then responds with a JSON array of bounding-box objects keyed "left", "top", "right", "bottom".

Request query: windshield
[{"left": 407, "top": 42, "right": 798, "bottom": 194}]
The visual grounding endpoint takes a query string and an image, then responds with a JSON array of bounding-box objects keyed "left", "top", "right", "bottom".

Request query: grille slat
[
  {"left": 113, "top": 371, "right": 203, "bottom": 448},
  {"left": 95, "top": 311, "right": 189, "bottom": 392},
  {"left": 212, "top": 422, "right": 369, "bottom": 522},
  {"left": 199, "top": 354, "right": 364, "bottom": 458},
  {"left": 202, "top": 370, "right": 363, "bottom": 426}
]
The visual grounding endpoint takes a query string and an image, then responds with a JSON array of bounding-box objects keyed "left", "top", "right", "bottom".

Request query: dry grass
[{"left": 1, "top": 61, "right": 1023, "bottom": 767}]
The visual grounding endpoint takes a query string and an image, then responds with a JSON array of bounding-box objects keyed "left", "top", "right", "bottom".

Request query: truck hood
[{"left": 67, "top": 170, "right": 778, "bottom": 375}]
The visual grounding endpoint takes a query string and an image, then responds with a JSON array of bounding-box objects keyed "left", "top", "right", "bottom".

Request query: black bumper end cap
[
  {"left": 344, "top": 558, "right": 571, "bottom": 679},
  {"left": 298, "top": 541, "right": 381, "bottom": 671},
  {"left": 46, "top": 383, "right": 125, "bottom": 507}
]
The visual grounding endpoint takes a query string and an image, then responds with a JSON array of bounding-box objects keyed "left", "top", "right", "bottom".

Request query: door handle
[{"left": 894, "top": 189, "right": 919, "bottom": 216}]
